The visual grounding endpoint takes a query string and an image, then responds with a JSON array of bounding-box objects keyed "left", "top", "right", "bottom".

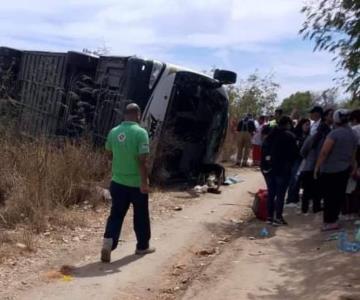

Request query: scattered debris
[
  {"left": 16, "top": 243, "right": 27, "bottom": 250},
  {"left": 43, "top": 270, "right": 62, "bottom": 280},
  {"left": 249, "top": 237, "right": 256, "bottom": 240},
  {"left": 217, "top": 237, "right": 230, "bottom": 244},
  {"left": 326, "top": 233, "right": 339, "bottom": 241},
  {"left": 194, "top": 185, "right": 209, "bottom": 194},
  {"left": 62, "top": 275, "right": 73, "bottom": 282},
  {"left": 196, "top": 248, "right": 216, "bottom": 256},
  {"left": 224, "top": 176, "right": 244, "bottom": 185},
  {"left": 230, "top": 218, "right": 244, "bottom": 224},
  {"left": 208, "top": 188, "right": 221, "bottom": 194},
  {"left": 175, "top": 264, "right": 186, "bottom": 269},
  {"left": 181, "top": 278, "right": 189, "bottom": 284},
  {"left": 60, "top": 265, "right": 75, "bottom": 276},
  {"left": 249, "top": 251, "right": 265, "bottom": 257}
]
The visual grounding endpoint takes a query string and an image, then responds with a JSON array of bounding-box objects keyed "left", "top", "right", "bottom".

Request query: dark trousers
[
  {"left": 104, "top": 181, "right": 151, "bottom": 251},
  {"left": 264, "top": 172, "right": 290, "bottom": 219},
  {"left": 321, "top": 169, "right": 350, "bottom": 224},
  {"left": 301, "top": 171, "right": 322, "bottom": 213},
  {"left": 286, "top": 159, "right": 301, "bottom": 204}
]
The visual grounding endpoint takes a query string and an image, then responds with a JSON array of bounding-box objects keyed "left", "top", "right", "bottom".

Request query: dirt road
[{"left": 8, "top": 169, "right": 360, "bottom": 300}]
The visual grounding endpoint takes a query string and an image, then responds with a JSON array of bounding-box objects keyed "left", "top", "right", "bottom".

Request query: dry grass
[
  {"left": 0, "top": 124, "right": 109, "bottom": 231},
  {"left": 219, "top": 130, "right": 237, "bottom": 163}
]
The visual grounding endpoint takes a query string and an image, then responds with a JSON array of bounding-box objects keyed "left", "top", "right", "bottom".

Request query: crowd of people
[{"left": 234, "top": 107, "right": 360, "bottom": 230}]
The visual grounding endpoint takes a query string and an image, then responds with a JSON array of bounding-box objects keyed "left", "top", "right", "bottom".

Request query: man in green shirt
[{"left": 101, "top": 103, "right": 155, "bottom": 263}]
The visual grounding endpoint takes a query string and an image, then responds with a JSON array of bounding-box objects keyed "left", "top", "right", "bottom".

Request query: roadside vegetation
[{"left": 0, "top": 108, "right": 110, "bottom": 259}]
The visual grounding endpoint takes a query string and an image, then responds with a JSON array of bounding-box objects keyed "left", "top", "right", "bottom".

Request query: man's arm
[
  {"left": 137, "top": 129, "right": 151, "bottom": 194},
  {"left": 139, "top": 154, "right": 149, "bottom": 194},
  {"left": 300, "top": 135, "right": 313, "bottom": 158},
  {"left": 314, "top": 137, "right": 335, "bottom": 178},
  {"left": 105, "top": 131, "right": 113, "bottom": 160}
]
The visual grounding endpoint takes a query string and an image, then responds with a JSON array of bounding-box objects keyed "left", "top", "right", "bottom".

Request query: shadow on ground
[{"left": 72, "top": 254, "right": 144, "bottom": 278}]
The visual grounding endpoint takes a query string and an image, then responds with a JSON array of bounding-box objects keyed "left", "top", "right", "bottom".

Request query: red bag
[{"left": 252, "top": 189, "right": 268, "bottom": 221}]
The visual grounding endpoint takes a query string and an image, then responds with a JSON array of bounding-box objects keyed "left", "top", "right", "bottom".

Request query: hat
[
  {"left": 309, "top": 106, "right": 323, "bottom": 115},
  {"left": 333, "top": 109, "right": 350, "bottom": 124}
]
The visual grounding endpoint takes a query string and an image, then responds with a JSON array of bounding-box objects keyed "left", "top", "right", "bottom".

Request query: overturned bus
[
  {"left": 0, "top": 47, "right": 236, "bottom": 182},
  {"left": 93, "top": 57, "right": 236, "bottom": 182}
]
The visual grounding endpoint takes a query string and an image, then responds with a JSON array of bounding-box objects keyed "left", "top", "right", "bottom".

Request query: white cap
[{"left": 333, "top": 109, "right": 350, "bottom": 124}]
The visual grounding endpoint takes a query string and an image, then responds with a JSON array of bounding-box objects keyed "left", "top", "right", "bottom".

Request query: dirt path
[
  {"left": 183, "top": 211, "right": 360, "bottom": 300},
  {"left": 9, "top": 168, "right": 260, "bottom": 300},
  {"left": 7, "top": 169, "right": 360, "bottom": 300}
]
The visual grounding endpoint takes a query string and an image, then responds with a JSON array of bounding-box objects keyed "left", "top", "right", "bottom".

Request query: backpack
[{"left": 252, "top": 189, "right": 268, "bottom": 221}]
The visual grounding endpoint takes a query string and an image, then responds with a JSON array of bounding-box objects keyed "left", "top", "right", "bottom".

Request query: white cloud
[
  {"left": 0, "top": 0, "right": 341, "bottom": 99},
  {"left": 0, "top": 0, "right": 304, "bottom": 49}
]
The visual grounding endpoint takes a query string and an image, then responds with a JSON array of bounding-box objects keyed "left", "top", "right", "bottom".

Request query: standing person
[
  {"left": 236, "top": 113, "right": 256, "bottom": 167},
  {"left": 251, "top": 116, "right": 266, "bottom": 167},
  {"left": 300, "top": 109, "right": 334, "bottom": 214},
  {"left": 351, "top": 109, "right": 360, "bottom": 145},
  {"left": 314, "top": 109, "right": 358, "bottom": 231},
  {"left": 286, "top": 118, "right": 311, "bottom": 205},
  {"left": 101, "top": 103, "right": 155, "bottom": 263},
  {"left": 261, "top": 116, "right": 298, "bottom": 225},
  {"left": 343, "top": 109, "right": 360, "bottom": 216},
  {"left": 309, "top": 106, "right": 324, "bottom": 135}
]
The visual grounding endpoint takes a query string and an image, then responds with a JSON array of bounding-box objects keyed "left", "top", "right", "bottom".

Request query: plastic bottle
[
  {"left": 355, "top": 228, "right": 360, "bottom": 243},
  {"left": 260, "top": 227, "right": 269, "bottom": 238},
  {"left": 337, "top": 231, "right": 348, "bottom": 251},
  {"left": 338, "top": 231, "right": 360, "bottom": 253},
  {"left": 344, "top": 242, "right": 360, "bottom": 253}
]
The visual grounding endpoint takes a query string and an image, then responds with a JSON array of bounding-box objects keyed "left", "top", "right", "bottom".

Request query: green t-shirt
[
  {"left": 105, "top": 121, "right": 150, "bottom": 187},
  {"left": 269, "top": 119, "right": 278, "bottom": 127}
]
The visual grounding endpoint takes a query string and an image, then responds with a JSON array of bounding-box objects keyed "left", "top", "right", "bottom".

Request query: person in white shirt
[
  {"left": 309, "top": 106, "right": 324, "bottom": 136},
  {"left": 251, "top": 116, "right": 266, "bottom": 166}
]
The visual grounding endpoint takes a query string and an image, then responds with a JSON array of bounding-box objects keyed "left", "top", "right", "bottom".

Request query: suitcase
[{"left": 252, "top": 189, "right": 268, "bottom": 221}]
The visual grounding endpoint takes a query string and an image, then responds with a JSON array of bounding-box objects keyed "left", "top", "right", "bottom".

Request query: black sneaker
[
  {"left": 273, "top": 218, "right": 288, "bottom": 226},
  {"left": 266, "top": 218, "right": 274, "bottom": 225}
]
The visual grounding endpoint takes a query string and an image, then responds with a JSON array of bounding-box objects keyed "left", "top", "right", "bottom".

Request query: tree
[
  {"left": 227, "top": 72, "right": 280, "bottom": 120},
  {"left": 339, "top": 98, "right": 360, "bottom": 110},
  {"left": 300, "top": 0, "right": 360, "bottom": 101},
  {"left": 311, "top": 88, "right": 339, "bottom": 108},
  {"left": 281, "top": 91, "right": 313, "bottom": 117},
  {"left": 280, "top": 88, "right": 340, "bottom": 118}
]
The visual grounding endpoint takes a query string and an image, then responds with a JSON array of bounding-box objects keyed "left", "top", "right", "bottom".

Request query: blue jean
[
  {"left": 286, "top": 159, "right": 301, "bottom": 204},
  {"left": 263, "top": 172, "right": 290, "bottom": 219},
  {"left": 104, "top": 181, "right": 151, "bottom": 251}
]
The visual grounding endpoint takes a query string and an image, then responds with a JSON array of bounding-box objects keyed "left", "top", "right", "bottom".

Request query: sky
[{"left": 0, "top": 0, "right": 342, "bottom": 101}]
